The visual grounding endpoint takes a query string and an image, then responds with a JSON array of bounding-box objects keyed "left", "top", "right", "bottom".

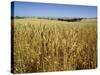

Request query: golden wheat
[{"left": 11, "top": 18, "right": 97, "bottom": 73}]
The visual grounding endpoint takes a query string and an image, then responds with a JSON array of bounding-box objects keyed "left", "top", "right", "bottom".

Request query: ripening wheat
[{"left": 11, "top": 18, "right": 97, "bottom": 73}]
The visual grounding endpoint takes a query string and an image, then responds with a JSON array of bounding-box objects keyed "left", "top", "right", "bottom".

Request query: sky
[{"left": 11, "top": 1, "right": 97, "bottom": 18}]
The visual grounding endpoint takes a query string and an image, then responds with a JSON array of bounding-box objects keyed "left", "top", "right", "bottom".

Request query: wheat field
[{"left": 11, "top": 18, "right": 97, "bottom": 73}]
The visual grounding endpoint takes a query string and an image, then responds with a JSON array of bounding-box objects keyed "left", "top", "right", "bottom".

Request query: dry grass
[{"left": 11, "top": 18, "right": 97, "bottom": 73}]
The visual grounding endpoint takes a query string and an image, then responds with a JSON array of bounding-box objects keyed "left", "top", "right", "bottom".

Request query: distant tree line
[
  {"left": 57, "top": 18, "right": 83, "bottom": 22},
  {"left": 11, "top": 16, "right": 27, "bottom": 19},
  {"left": 11, "top": 16, "right": 83, "bottom": 22},
  {"left": 37, "top": 17, "right": 83, "bottom": 22}
]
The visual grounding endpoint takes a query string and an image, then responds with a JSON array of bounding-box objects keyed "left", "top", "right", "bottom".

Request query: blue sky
[{"left": 11, "top": 1, "right": 97, "bottom": 18}]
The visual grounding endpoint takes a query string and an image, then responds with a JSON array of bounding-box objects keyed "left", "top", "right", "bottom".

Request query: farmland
[{"left": 11, "top": 18, "right": 97, "bottom": 73}]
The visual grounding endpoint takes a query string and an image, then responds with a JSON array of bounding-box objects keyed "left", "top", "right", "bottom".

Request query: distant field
[{"left": 11, "top": 18, "right": 97, "bottom": 73}]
